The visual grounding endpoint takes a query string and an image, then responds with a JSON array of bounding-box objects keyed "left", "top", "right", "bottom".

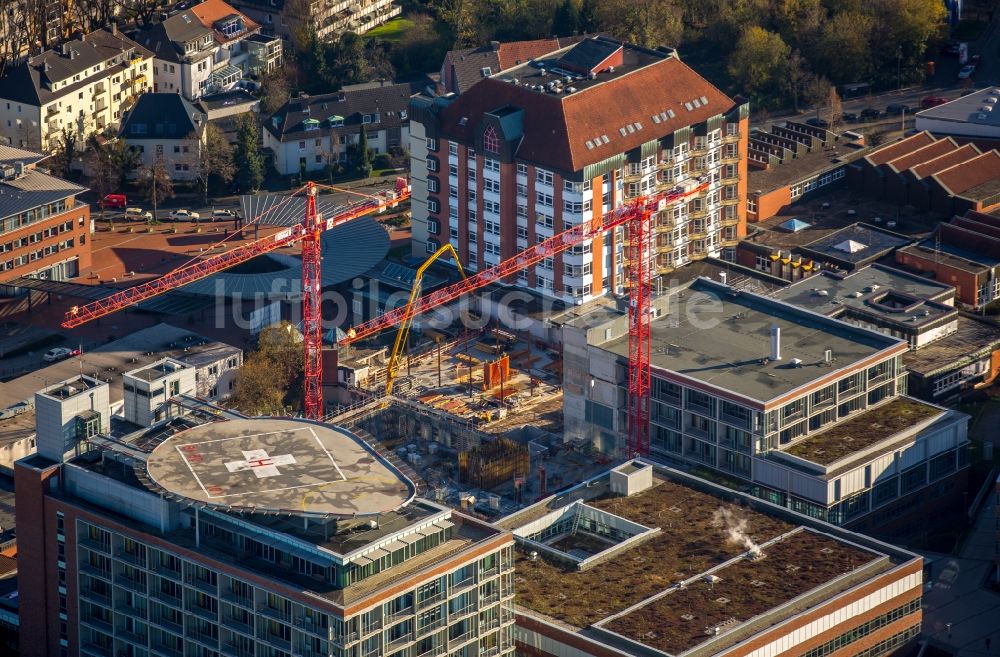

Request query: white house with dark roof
[
  {"left": 262, "top": 80, "right": 414, "bottom": 176},
  {"left": 120, "top": 93, "right": 206, "bottom": 181},
  {"left": 0, "top": 26, "right": 153, "bottom": 153}
]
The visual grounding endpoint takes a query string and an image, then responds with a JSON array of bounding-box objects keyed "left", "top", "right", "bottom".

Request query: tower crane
[
  {"left": 341, "top": 179, "right": 708, "bottom": 457},
  {"left": 61, "top": 179, "right": 410, "bottom": 419},
  {"left": 59, "top": 172, "right": 706, "bottom": 456}
]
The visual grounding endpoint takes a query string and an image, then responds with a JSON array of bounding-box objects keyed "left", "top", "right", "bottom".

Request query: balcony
[
  {"left": 417, "top": 617, "right": 446, "bottom": 638},
  {"left": 151, "top": 614, "right": 183, "bottom": 635},
  {"left": 151, "top": 589, "right": 183, "bottom": 609},
  {"left": 480, "top": 590, "right": 501, "bottom": 606},
  {"left": 257, "top": 630, "right": 291, "bottom": 651},
  {"left": 479, "top": 565, "right": 501, "bottom": 580},
  {"left": 150, "top": 643, "right": 184, "bottom": 657},
  {"left": 79, "top": 587, "right": 112, "bottom": 608},
  {"left": 114, "top": 574, "right": 147, "bottom": 594},
  {"left": 188, "top": 576, "right": 218, "bottom": 595},
  {"left": 187, "top": 603, "right": 218, "bottom": 622},
  {"left": 221, "top": 641, "right": 255, "bottom": 657},
  {"left": 721, "top": 152, "right": 741, "bottom": 164},
  {"left": 384, "top": 607, "right": 415, "bottom": 625},
  {"left": 480, "top": 645, "right": 502, "bottom": 657},
  {"left": 722, "top": 132, "right": 741, "bottom": 144},
  {"left": 417, "top": 643, "right": 447, "bottom": 657},
  {"left": 721, "top": 196, "right": 740, "bottom": 206},
  {"left": 450, "top": 576, "right": 476, "bottom": 597},
  {"left": 79, "top": 562, "right": 112, "bottom": 581},
  {"left": 221, "top": 614, "right": 253, "bottom": 636},
  {"left": 479, "top": 617, "right": 501, "bottom": 634},
  {"left": 449, "top": 629, "right": 477, "bottom": 648},
  {"left": 331, "top": 631, "right": 360, "bottom": 647},
  {"left": 449, "top": 603, "right": 476, "bottom": 622},
  {"left": 417, "top": 590, "right": 447, "bottom": 609},
  {"left": 220, "top": 589, "right": 252, "bottom": 610},
  {"left": 386, "top": 630, "right": 414, "bottom": 650},
  {"left": 80, "top": 613, "right": 113, "bottom": 635}
]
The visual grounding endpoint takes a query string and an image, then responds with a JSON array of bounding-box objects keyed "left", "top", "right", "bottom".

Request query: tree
[
  {"left": 823, "top": 87, "right": 843, "bottom": 131},
  {"left": 728, "top": 27, "right": 791, "bottom": 107},
  {"left": 596, "top": 0, "right": 683, "bottom": 48},
  {"left": 234, "top": 112, "right": 264, "bottom": 192},
  {"left": 552, "top": 0, "right": 580, "bottom": 36},
  {"left": 187, "top": 124, "right": 235, "bottom": 206},
  {"left": 812, "top": 11, "right": 873, "bottom": 84},
  {"left": 785, "top": 49, "right": 811, "bottom": 112},
  {"left": 578, "top": 0, "right": 600, "bottom": 32},
  {"left": 349, "top": 125, "right": 373, "bottom": 178},
  {"left": 83, "top": 136, "right": 139, "bottom": 211},
  {"left": 228, "top": 321, "right": 304, "bottom": 415},
  {"left": 260, "top": 72, "right": 291, "bottom": 117},
  {"left": 136, "top": 155, "right": 174, "bottom": 223},
  {"left": 49, "top": 127, "right": 79, "bottom": 179}
]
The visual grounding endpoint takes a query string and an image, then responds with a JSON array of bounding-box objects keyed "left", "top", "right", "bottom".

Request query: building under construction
[{"left": 458, "top": 437, "right": 530, "bottom": 491}]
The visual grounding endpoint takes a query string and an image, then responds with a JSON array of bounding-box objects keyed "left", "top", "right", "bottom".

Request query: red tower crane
[
  {"left": 340, "top": 180, "right": 707, "bottom": 457},
  {"left": 62, "top": 180, "right": 410, "bottom": 419}
]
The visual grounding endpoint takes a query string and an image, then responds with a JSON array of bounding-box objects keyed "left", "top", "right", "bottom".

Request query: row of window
[
  {"left": 0, "top": 199, "right": 73, "bottom": 237},
  {"left": 798, "top": 600, "right": 920, "bottom": 657},
  {"left": 0, "top": 236, "right": 83, "bottom": 272}
]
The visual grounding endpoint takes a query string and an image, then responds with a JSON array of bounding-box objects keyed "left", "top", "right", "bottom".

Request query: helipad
[{"left": 144, "top": 418, "right": 415, "bottom": 517}]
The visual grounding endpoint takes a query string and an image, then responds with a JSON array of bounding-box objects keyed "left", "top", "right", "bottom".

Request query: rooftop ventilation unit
[{"left": 790, "top": 358, "right": 803, "bottom": 367}]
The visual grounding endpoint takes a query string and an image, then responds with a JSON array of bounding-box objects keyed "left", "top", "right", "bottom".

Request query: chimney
[
  {"left": 769, "top": 325, "right": 781, "bottom": 361},
  {"left": 490, "top": 40, "right": 500, "bottom": 51},
  {"left": 61, "top": 42, "right": 70, "bottom": 56},
  {"left": 719, "top": 272, "right": 727, "bottom": 286},
  {"left": 110, "top": 20, "right": 118, "bottom": 36}
]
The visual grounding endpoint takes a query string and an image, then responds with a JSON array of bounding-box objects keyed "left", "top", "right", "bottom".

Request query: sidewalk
[{"left": 921, "top": 489, "right": 1000, "bottom": 656}]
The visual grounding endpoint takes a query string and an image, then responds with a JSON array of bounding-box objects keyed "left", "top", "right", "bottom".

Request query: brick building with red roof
[{"left": 411, "top": 36, "right": 749, "bottom": 305}]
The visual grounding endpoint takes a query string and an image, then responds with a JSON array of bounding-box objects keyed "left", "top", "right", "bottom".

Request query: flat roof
[
  {"left": 772, "top": 265, "right": 956, "bottom": 324},
  {"left": 602, "top": 529, "right": 879, "bottom": 654},
  {"left": 915, "top": 87, "right": 1000, "bottom": 131},
  {"left": 0, "top": 323, "right": 239, "bottom": 409},
  {"left": 903, "top": 315, "right": 1000, "bottom": 376},
  {"left": 503, "top": 463, "right": 912, "bottom": 656},
  {"left": 39, "top": 376, "right": 104, "bottom": 400},
  {"left": 144, "top": 418, "right": 416, "bottom": 517},
  {"left": 128, "top": 359, "right": 189, "bottom": 382},
  {"left": 600, "top": 279, "right": 903, "bottom": 405},
  {"left": 783, "top": 397, "right": 943, "bottom": 465},
  {"left": 799, "top": 224, "right": 912, "bottom": 266}
]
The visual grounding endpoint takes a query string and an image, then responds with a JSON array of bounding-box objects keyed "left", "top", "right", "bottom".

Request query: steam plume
[{"left": 712, "top": 507, "right": 763, "bottom": 557}]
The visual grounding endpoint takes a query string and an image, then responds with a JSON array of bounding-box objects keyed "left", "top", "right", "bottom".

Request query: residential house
[
  {"left": 120, "top": 93, "right": 206, "bottom": 181},
  {"left": 263, "top": 80, "right": 413, "bottom": 176},
  {"left": 134, "top": 0, "right": 275, "bottom": 102},
  {"left": 0, "top": 26, "right": 153, "bottom": 153}
]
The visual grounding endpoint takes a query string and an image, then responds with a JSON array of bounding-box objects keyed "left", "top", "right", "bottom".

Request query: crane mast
[{"left": 301, "top": 183, "right": 323, "bottom": 419}]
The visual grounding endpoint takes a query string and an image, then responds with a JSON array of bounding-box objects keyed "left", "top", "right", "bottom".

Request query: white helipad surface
[{"left": 145, "top": 418, "right": 414, "bottom": 516}]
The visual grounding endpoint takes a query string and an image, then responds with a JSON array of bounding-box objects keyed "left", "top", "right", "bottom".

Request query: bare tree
[
  {"left": 136, "top": 154, "right": 174, "bottom": 222},
  {"left": 824, "top": 87, "right": 843, "bottom": 132},
  {"left": 184, "top": 124, "right": 235, "bottom": 206}
]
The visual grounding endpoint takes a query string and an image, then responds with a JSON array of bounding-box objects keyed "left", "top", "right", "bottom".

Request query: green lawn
[{"left": 364, "top": 17, "right": 414, "bottom": 42}]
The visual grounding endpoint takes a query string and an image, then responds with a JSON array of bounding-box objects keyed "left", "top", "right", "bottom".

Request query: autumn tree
[
  {"left": 811, "top": 11, "right": 874, "bottom": 85},
  {"left": 823, "top": 87, "right": 843, "bottom": 131},
  {"left": 596, "top": 0, "right": 683, "bottom": 48},
  {"left": 228, "top": 321, "right": 304, "bottom": 415},
  {"left": 728, "top": 27, "right": 791, "bottom": 108},
  {"left": 259, "top": 72, "right": 291, "bottom": 117}
]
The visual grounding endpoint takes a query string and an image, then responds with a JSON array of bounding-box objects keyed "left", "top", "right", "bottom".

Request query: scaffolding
[{"left": 458, "top": 438, "right": 530, "bottom": 491}]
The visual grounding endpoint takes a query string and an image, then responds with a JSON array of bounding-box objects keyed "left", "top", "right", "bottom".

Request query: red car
[
  {"left": 921, "top": 96, "right": 949, "bottom": 109},
  {"left": 102, "top": 193, "right": 127, "bottom": 209}
]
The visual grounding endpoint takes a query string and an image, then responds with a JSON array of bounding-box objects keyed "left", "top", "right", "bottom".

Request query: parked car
[
  {"left": 842, "top": 111, "right": 859, "bottom": 122},
  {"left": 921, "top": 96, "right": 949, "bottom": 109},
  {"left": 124, "top": 207, "right": 153, "bottom": 221},
  {"left": 806, "top": 117, "right": 830, "bottom": 128},
  {"left": 212, "top": 209, "right": 237, "bottom": 219},
  {"left": 958, "top": 64, "right": 976, "bottom": 79},
  {"left": 885, "top": 104, "right": 912, "bottom": 115},
  {"left": 168, "top": 209, "right": 200, "bottom": 222},
  {"left": 940, "top": 41, "right": 960, "bottom": 56},
  {"left": 43, "top": 347, "right": 79, "bottom": 362},
  {"left": 102, "top": 193, "right": 127, "bottom": 209},
  {"left": 860, "top": 108, "right": 883, "bottom": 120}
]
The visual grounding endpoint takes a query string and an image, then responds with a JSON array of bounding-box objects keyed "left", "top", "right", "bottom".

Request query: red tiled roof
[
  {"left": 885, "top": 138, "right": 958, "bottom": 173},
  {"left": 909, "top": 143, "right": 981, "bottom": 179},
  {"left": 865, "top": 131, "right": 936, "bottom": 166},
  {"left": 190, "top": 0, "right": 260, "bottom": 42},
  {"left": 438, "top": 54, "right": 735, "bottom": 172},
  {"left": 932, "top": 151, "right": 1000, "bottom": 195},
  {"left": 496, "top": 39, "right": 564, "bottom": 70}
]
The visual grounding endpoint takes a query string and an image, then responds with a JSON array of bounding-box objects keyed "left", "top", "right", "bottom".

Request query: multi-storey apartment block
[
  {"left": 410, "top": 36, "right": 748, "bottom": 305},
  {"left": 558, "top": 278, "right": 969, "bottom": 541},
  {"left": 504, "top": 460, "right": 924, "bottom": 657},
  {"left": 0, "top": 26, "right": 153, "bottom": 153},
  {"left": 16, "top": 384, "right": 515, "bottom": 657},
  {"left": 229, "top": 0, "right": 400, "bottom": 44},
  {"left": 0, "top": 144, "right": 90, "bottom": 281}
]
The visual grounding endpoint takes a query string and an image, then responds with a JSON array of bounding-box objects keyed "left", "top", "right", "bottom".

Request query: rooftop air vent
[
  {"left": 987, "top": 96, "right": 998, "bottom": 103},
  {"left": 790, "top": 358, "right": 803, "bottom": 367}
]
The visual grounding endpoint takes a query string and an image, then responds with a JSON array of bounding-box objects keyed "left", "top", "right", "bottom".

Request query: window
[
  {"left": 517, "top": 163, "right": 527, "bottom": 175},
  {"left": 448, "top": 142, "right": 458, "bottom": 156},
  {"left": 483, "top": 125, "right": 499, "bottom": 153},
  {"left": 427, "top": 199, "right": 439, "bottom": 214},
  {"left": 427, "top": 177, "right": 439, "bottom": 193},
  {"left": 427, "top": 219, "right": 439, "bottom": 235},
  {"left": 483, "top": 158, "right": 500, "bottom": 173},
  {"left": 426, "top": 238, "right": 440, "bottom": 253},
  {"left": 426, "top": 157, "right": 438, "bottom": 172},
  {"left": 536, "top": 169, "right": 553, "bottom": 186},
  {"left": 484, "top": 178, "right": 500, "bottom": 193},
  {"left": 484, "top": 199, "right": 500, "bottom": 214},
  {"left": 536, "top": 192, "right": 553, "bottom": 207}
]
